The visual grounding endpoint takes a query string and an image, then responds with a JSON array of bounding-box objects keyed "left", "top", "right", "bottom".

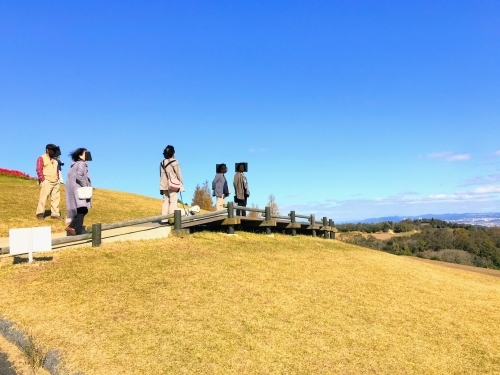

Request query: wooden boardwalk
[{"left": 172, "top": 203, "right": 337, "bottom": 239}]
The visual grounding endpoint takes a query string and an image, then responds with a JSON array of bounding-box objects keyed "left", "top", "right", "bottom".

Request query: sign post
[{"left": 9, "top": 227, "right": 52, "bottom": 262}]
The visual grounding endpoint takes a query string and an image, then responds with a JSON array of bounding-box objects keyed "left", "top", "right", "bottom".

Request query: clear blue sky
[{"left": 1, "top": 1, "right": 499, "bottom": 222}]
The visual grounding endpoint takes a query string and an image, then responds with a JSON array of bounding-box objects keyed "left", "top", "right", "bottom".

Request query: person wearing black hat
[
  {"left": 35, "top": 144, "right": 61, "bottom": 220},
  {"left": 212, "top": 163, "right": 230, "bottom": 211},
  {"left": 233, "top": 163, "right": 250, "bottom": 216}
]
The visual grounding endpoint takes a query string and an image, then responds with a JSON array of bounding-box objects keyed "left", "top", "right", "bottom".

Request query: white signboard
[
  {"left": 9, "top": 227, "right": 52, "bottom": 260},
  {"left": 8, "top": 228, "right": 32, "bottom": 255}
]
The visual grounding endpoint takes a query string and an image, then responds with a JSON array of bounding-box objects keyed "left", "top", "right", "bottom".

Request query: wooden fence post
[
  {"left": 227, "top": 201, "right": 235, "bottom": 235},
  {"left": 310, "top": 214, "right": 316, "bottom": 237},
  {"left": 329, "top": 219, "right": 335, "bottom": 239},
  {"left": 92, "top": 223, "right": 102, "bottom": 247},
  {"left": 290, "top": 210, "right": 296, "bottom": 236},
  {"left": 265, "top": 206, "right": 272, "bottom": 235},
  {"left": 174, "top": 210, "right": 181, "bottom": 231},
  {"left": 323, "top": 217, "right": 329, "bottom": 239},
  {"left": 172, "top": 209, "right": 189, "bottom": 237}
]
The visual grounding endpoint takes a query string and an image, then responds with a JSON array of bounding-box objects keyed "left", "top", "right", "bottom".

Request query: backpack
[{"left": 160, "top": 160, "right": 181, "bottom": 192}]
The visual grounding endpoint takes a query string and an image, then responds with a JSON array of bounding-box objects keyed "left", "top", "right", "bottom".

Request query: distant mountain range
[{"left": 346, "top": 212, "right": 500, "bottom": 227}]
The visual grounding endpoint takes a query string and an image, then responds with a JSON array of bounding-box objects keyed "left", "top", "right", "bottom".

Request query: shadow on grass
[
  {"left": 0, "top": 352, "right": 16, "bottom": 375},
  {"left": 13, "top": 256, "right": 53, "bottom": 264}
]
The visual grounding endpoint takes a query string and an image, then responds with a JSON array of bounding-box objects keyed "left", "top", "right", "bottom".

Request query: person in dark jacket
[
  {"left": 212, "top": 164, "right": 230, "bottom": 211},
  {"left": 56, "top": 156, "right": 64, "bottom": 184}
]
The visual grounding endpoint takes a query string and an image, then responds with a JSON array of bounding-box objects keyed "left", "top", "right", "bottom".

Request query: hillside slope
[
  {"left": 0, "top": 175, "right": 163, "bottom": 236},
  {"left": 1, "top": 233, "right": 499, "bottom": 374}
]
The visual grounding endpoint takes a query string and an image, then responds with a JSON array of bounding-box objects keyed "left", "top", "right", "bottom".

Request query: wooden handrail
[
  {"left": 102, "top": 213, "right": 175, "bottom": 230},
  {"left": 0, "top": 205, "right": 335, "bottom": 255},
  {"left": 231, "top": 205, "right": 266, "bottom": 213}
]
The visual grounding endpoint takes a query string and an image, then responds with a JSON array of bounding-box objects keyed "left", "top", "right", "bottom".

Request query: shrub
[
  {"left": 248, "top": 204, "right": 260, "bottom": 218},
  {"left": 191, "top": 180, "right": 215, "bottom": 211},
  {"left": 0, "top": 168, "right": 36, "bottom": 180},
  {"left": 267, "top": 194, "right": 279, "bottom": 215}
]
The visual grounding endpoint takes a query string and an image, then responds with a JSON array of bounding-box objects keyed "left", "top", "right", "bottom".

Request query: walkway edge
[{"left": 0, "top": 315, "right": 83, "bottom": 375}]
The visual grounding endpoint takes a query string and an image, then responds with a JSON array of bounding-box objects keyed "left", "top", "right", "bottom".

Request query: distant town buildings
[{"left": 447, "top": 214, "right": 500, "bottom": 228}]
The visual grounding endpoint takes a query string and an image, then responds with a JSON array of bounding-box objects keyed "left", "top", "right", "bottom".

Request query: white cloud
[
  {"left": 427, "top": 151, "right": 470, "bottom": 162},
  {"left": 281, "top": 185, "right": 500, "bottom": 222},
  {"left": 398, "top": 190, "right": 417, "bottom": 196},
  {"left": 429, "top": 194, "right": 449, "bottom": 200},
  {"left": 472, "top": 186, "right": 500, "bottom": 194},
  {"left": 459, "top": 174, "right": 500, "bottom": 187},
  {"left": 425, "top": 185, "right": 500, "bottom": 200},
  {"left": 447, "top": 154, "right": 470, "bottom": 161},
  {"left": 494, "top": 150, "right": 500, "bottom": 156}
]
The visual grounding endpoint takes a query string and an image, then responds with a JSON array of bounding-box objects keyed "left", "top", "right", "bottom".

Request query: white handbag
[{"left": 77, "top": 186, "right": 93, "bottom": 199}]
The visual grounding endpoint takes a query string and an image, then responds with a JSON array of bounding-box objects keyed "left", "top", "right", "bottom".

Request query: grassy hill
[
  {"left": 1, "top": 174, "right": 500, "bottom": 374},
  {"left": 1, "top": 232, "right": 499, "bottom": 374},
  {"left": 0, "top": 175, "right": 163, "bottom": 237}
]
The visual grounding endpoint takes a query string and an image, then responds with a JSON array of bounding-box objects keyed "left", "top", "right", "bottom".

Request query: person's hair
[
  {"left": 163, "top": 145, "right": 175, "bottom": 159},
  {"left": 217, "top": 163, "right": 227, "bottom": 173},
  {"left": 237, "top": 163, "right": 245, "bottom": 171},
  {"left": 70, "top": 148, "right": 87, "bottom": 162}
]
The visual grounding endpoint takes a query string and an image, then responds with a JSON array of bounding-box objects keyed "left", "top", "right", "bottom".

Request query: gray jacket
[
  {"left": 233, "top": 172, "right": 249, "bottom": 200},
  {"left": 66, "top": 160, "right": 92, "bottom": 219},
  {"left": 212, "top": 173, "right": 230, "bottom": 198}
]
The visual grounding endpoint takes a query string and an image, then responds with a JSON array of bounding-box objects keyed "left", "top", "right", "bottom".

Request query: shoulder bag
[
  {"left": 72, "top": 162, "right": 92, "bottom": 199},
  {"left": 161, "top": 160, "right": 181, "bottom": 192},
  {"left": 77, "top": 186, "right": 93, "bottom": 199}
]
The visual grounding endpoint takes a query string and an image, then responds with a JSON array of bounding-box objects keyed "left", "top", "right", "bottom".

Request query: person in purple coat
[{"left": 65, "top": 148, "right": 92, "bottom": 235}]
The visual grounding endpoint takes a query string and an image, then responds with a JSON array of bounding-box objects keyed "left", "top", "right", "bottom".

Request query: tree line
[
  {"left": 336, "top": 218, "right": 468, "bottom": 234},
  {"left": 341, "top": 220, "right": 500, "bottom": 269}
]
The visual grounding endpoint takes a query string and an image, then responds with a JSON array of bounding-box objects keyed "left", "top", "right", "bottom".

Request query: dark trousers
[
  {"left": 69, "top": 207, "right": 88, "bottom": 235},
  {"left": 234, "top": 197, "right": 247, "bottom": 216}
]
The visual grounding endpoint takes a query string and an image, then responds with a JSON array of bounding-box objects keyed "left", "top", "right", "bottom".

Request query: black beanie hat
[{"left": 163, "top": 145, "right": 175, "bottom": 158}]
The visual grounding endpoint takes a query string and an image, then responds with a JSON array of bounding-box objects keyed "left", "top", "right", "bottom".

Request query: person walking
[
  {"left": 160, "top": 145, "right": 184, "bottom": 220},
  {"left": 35, "top": 143, "right": 61, "bottom": 220},
  {"left": 65, "top": 148, "right": 92, "bottom": 236},
  {"left": 212, "top": 164, "right": 230, "bottom": 211},
  {"left": 233, "top": 163, "right": 250, "bottom": 216}
]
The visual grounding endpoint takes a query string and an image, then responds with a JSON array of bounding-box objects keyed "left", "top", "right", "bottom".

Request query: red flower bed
[{"left": 0, "top": 168, "right": 37, "bottom": 180}]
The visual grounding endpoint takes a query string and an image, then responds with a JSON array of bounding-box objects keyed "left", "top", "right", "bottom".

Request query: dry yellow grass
[
  {"left": 0, "top": 175, "right": 164, "bottom": 236},
  {"left": 1, "top": 232, "right": 499, "bottom": 374}
]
